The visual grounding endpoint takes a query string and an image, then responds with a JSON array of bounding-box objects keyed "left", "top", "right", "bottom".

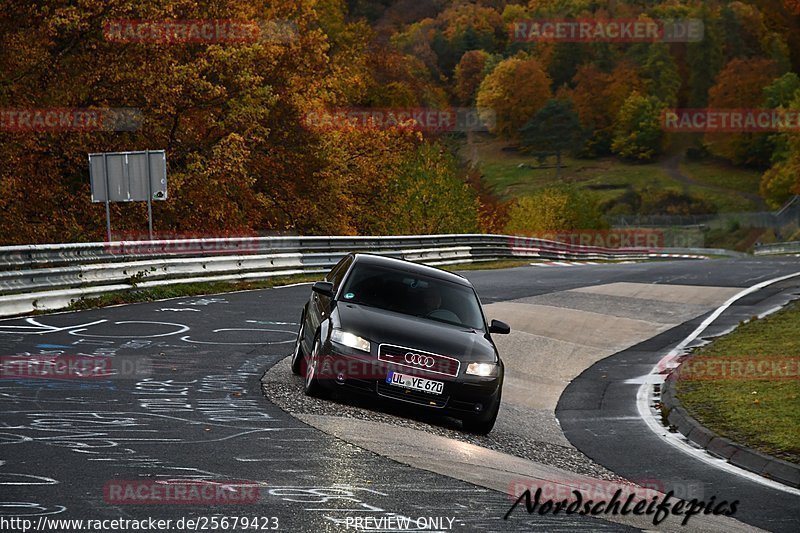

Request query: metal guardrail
[
  {"left": 0, "top": 234, "right": 742, "bottom": 317},
  {"left": 753, "top": 241, "right": 800, "bottom": 255},
  {"left": 611, "top": 195, "right": 800, "bottom": 230}
]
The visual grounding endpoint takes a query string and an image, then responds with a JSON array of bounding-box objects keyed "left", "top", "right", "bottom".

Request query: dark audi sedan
[{"left": 290, "top": 253, "right": 509, "bottom": 434}]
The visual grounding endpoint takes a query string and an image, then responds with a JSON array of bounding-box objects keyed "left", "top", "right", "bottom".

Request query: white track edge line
[{"left": 636, "top": 271, "right": 800, "bottom": 496}]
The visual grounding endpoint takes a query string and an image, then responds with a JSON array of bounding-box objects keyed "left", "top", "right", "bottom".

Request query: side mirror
[
  {"left": 489, "top": 319, "right": 510, "bottom": 335},
  {"left": 312, "top": 281, "right": 334, "bottom": 298}
]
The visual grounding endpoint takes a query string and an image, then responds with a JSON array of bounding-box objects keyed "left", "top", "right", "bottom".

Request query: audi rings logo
[{"left": 405, "top": 352, "right": 435, "bottom": 368}]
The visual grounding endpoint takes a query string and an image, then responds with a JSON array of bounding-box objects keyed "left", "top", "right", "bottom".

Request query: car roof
[{"left": 350, "top": 253, "right": 473, "bottom": 287}]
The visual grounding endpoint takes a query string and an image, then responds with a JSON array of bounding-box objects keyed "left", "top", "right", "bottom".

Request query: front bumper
[{"left": 316, "top": 342, "right": 503, "bottom": 420}]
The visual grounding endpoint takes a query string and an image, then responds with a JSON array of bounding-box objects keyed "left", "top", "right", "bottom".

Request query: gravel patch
[{"left": 261, "top": 356, "right": 627, "bottom": 482}]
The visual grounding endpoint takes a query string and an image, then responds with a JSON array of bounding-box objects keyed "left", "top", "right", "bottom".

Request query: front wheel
[
  {"left": 290, "top": 316, "right": 305, "bottom": 376},
  {"left": 461, "top": 396, "right": 501, "bottom": 435},
  {"left": 303, "top": 334, "right": 327, "bottom": 398}
]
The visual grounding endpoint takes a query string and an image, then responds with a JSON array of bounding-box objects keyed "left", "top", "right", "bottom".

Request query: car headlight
[
  {"left": 331, "top": 329, "right": 370, "bottom": 352},
  {"left": 465, "top": 362, "right": 499, "bottom": 377}
]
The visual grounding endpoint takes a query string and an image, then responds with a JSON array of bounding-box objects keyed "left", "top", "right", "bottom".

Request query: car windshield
[{"left": 340, "top": 263, "right": 485, "bottom": 330}]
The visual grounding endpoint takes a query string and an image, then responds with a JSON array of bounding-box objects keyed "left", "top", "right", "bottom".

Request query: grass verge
[
  {"left": 680, "top": 160, "right": 762, "bottom": 196},
  {"left": 675, "top": 301, "right": 800, "bottom": 464},
  {"left": 463, "top": 136, "right": 761, "bottom": 213}
]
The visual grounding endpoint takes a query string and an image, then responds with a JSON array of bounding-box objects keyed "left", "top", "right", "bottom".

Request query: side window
[
  {"left": 327, "top": 256, "right": 353, "bottom": 290},
  {"left": 325, "top": 257, "right": 345, "bottom": 283}
]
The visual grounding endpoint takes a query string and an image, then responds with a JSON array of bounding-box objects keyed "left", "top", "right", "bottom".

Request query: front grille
[
  {"left": 377, "top": 344, "right": 460, "bottom": 378},
  {"left": 376, "top": 381, "right": 449, "bottom": 408}
]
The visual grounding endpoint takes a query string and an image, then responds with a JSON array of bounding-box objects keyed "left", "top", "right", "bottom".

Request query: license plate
[{"left": 386, "top": 371, "right": 443, "bottom": 395}]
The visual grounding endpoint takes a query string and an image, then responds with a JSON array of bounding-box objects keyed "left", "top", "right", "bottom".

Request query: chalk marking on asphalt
[
  {"left": 0, "top": 318, "right": 107, "bottom": 335},
  {"left": 636, "top": 270, "right": 800, "bottom": 496},
  {"left": 180, "top": 328, "right": 295, "bottom": 345},
  {"left": 67, "top": 320, "right": 190, "bottom": 338}
]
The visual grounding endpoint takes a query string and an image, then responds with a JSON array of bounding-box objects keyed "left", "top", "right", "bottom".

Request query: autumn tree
[
  {"left": 431, "top": 3, "right": 504, "bottom": 76},
  {"left": 569, "top": 61, "right": 643, "bottom": 156},
  {"left": 475, "top": 56, "right": 552, "bottom": 138},
  {"left": 504, "top": 187, "right": 606, "bottom": 235},
  {"left": 383, "top": 142, "right": 480, "bottom": 235},
  {"left": 364, "top": 46, "right": 446, "bottom": 108},
  {"left": 453, "top": 50, "right": 490, "bottom": 105},
  {"left": 719, "top": 4, "right": 762, "bottom": 60},
  {"left": 1, "top": 0, "right": 316, "bottom": 242},
  {"left": 705, "top": 57, "right": 780, "bottom": 166},
  {"left": 391, "top": 3, "right": 503, "bottom": 79},
  {"left": 0, "top": 0, "right": 479, "bottom": 243},
  {"left": 760, "top": 78, "right": 800, "bottom": 208}
]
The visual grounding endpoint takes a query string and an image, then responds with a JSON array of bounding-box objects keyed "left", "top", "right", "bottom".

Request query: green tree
[
  {"left": 687, "top": 5, "right": 723, "bottom": 106},
  {"left": 762, "top": 73, "right": 800, "bottom": 165},
  {"left": 519, "top": 99, "right": 581, "bottom": 179},
  {"left": 611, "top": 93, "right": 666, "bottom": 162},
  {"left": 642, "top": 43, "right": 681, "bottom": 106},
  {"left": 548, "top": 42, "right": 588, "bottom": 90},
  {"left": 764, "top": 73, "right": 800, "bottom": 108},
  {"left": 760, "top": 88, "right": 800, "bottom": 208}
]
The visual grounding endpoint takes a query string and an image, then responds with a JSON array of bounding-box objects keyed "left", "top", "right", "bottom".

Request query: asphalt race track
[{"left": 0, "top": 256, "right": 798, "bottom": 532}]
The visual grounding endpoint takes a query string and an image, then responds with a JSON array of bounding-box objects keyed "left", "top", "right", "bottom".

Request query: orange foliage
[
  {"left": 570, "top": 62, "right": 643, "bottom": 133},
  {"left": 476, "top": 56, "right": 552, "bottom": 138},
  {"left": 705, "top": 57, "right": 780, "bottom": 164},
  {"left": 453, "top": 50, "right": 490, "bottom": 105}
]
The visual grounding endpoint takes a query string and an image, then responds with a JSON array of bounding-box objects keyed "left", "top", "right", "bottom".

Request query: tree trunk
[{"left": 555, "top": 150, "right": 562, "bottom": 179}]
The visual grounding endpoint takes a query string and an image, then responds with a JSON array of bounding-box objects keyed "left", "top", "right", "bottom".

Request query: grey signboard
[
  {"left": 89, "top": 150, "right": 167, "bottom": 241},
  {"left": 89, "top": 150, "right": 167, "bottom": 203}
]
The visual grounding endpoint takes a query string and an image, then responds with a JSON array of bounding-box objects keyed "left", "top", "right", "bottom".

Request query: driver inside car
[{"left": 423, "top": 286, "right": 442, "bottom": 315}]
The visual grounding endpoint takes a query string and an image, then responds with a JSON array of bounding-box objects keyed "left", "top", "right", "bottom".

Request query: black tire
[
  {"left": 303, "top": 334, "right": 327, "bottom": 398},
  {"left": 461, "top": 396, "right": 501, "bottom": 435},
  {"left": 461, "top": 415, "right": 497, "bottom": 435},
  {"left": 290, "top": 316, "right": 305, "bottom": 376}
]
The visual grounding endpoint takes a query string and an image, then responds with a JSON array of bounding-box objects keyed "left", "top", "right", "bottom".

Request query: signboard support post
[
  {"left": 102, "top": 153, "right": 112, "bottom": 242},
  {"left": 145, "top": 149, "right": 154, "bottom": 240}
]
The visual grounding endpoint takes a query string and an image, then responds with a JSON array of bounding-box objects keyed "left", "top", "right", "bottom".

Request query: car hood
[{"left": 333, "top": 302, "right": 498, "bottom": 362}]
